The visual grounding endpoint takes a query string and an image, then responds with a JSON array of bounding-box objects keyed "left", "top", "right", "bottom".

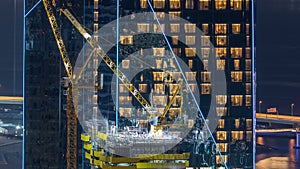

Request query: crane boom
[{"left": 60, "top": 9, "right": 155, "bottom": 116}]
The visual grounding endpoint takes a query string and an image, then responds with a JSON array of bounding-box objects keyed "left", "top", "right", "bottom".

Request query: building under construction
[{"left": 24, "top": 0, "right": 255, "bottom": 169}]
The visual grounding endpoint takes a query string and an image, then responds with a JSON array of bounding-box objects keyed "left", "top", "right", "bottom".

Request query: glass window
[
  {"left": 234, "top": 59, "right": 240, "bottom": 70},
  {"left": 185, "top": 48, "right": 196, "bottom": 57},
  {"left": 188, "top": 84, "right": 197, "bottom": 92},
  {"left": 153, "top": 23, "right": 165, "bottom": 33},
  {"left": 217, "top": 60, "right": 226, "bottom": 70},
  {"left": 155, "top": 12, "right": 165, "bottom": 20},
  {"left": 185, "top": 24, "right": 196, "bottom": 33},
  {"left": 173, "top": 48, "right": 181, "bottom": 56},
  {"left": 119, "top": 108, "right": 132, "bottom": 117},
  {"left": 201, "top": 72, "right": 211, "bottom": 82},
  {"left": 153, "top": 48, "right": 165, "bottom": 56},
  {"left": 154, "top": 84, "right": 164, "bottom": 94},
  {"left": 201, "top": 36, "right": 211, "bottom": 46},
  {"left": 121, "top": 59, "right": 130, "bottom": 69},
  {"left": 230, "top": 0, "right": 242, "bottom": 10},
  {"left": 153, "top": 96, "right": 167, "bottom": 106},
  {"left": 245, "top": 59, "right": 251, "bottom": 70},
  {"left": 217, "top": 143, "right": 228, "bottom": 153},
  {"left": 137, "top": 23, "right": 150, "bottom": 33},
  {"left": 231, "top": 131, "right": 244, "bottom": 140},
  {"left": 186, "top": 36, "right": 196, "bottom": 45},
  {"left": 216, "top": 48, "right": 227, "bottom": 58},
  {"left": 215, "top": 0, "right": 227, "bottom": 10},
  {"left": 245, "top": 47, "right": 251, "bottom": 58},
  {"left": 119, "top": 84, "right": 132, "bottom": 93},
  {"left": 186, "top": 0, "right": 194, "bottom": 9},
  {"left": 202, "top": 24, "right": 209, "bottom": 34},
  {"left": 246, "top": 95, "right": 252, "bottom": 106},
  {"left": 246, "top": 36, "right": 250, "bottom": 46},
  {"left": 246, "top": 71, "right": 252, "bottom": 82},
  {"left": 246, "top": 24, "right": 250, "bottom": 34},
  {"left": 235, "top": 119, "right": 240, "bottom": 128},
  {"left": 216, "top": 107, "right": 227, "bottom": 116},
  {"left": 231, "top": 48, "right": 242, "bottom": 58},
  {"left": 216, "top": 95, "right": 227, "bottom": 105},
  {"left": 217, "top": 131, "right": 227, "bottom": 141},
  {"left": 120, "top": 36, "right": 133, "bottom": 45},
  {"left": 170, "top": 24, "right": 180, "bottom": 33},
  {"left": 246, "top": 83, "right": 251, "bottom": 94},
  {"left": 153, "top": 0, "right": 165, "bottom": 8},
  {"left": 119, "top": 96, "right": 132, "bottom": 105},
  {"left": 170, "top": 0, "right": 181, "bottom": 9},
  {"left": 232, "top": 24, "right": 241, "bottom": 34},
  {"left": 231, "top": 95, "right": 243, "bottom": 106},
  {"left": 215, "top": 24, "right": 227, "bottom": 34},
  {"left": 245, "top": 0, "right": 250, "bottom": 10},
  {"left": 216, "top": 155, "right": 228, "bottom": 164},
  {"left": 201, "top": 48, "right": 210, "bottom": 58},
  {"left": 231, "top": 71, "right": 243, "bottom": 82},
  {"left": 169, "top": 12, "right": 181, "bottom": 20},
  {"left": 246, "top": 131, "right": 252, "bottom": 141},
  {"left": 246, "top": 119, "right": 252, "bottom": 130},
  {"left": 216, "top": 36, "right": 227, "bottom": 46},
  {"left": 218, "top": 119, "right": 225, "bottom": 128},
  {"left": 156, "top": 59, "right": 163, "bottom": 69},
  {"left": 139, "top": 84, "right": 148, "bottom": 93},
  {"left": 153, "top": 72, "right": 163, "bottom": 81},
  {"left": 201, "top": 84, "right": 211, "bottom": 94},
  {"left": 188, "top": 60, "right": 193, "bottom": 69},
  {"left": 140, "top": 0, "right": 147, "bottom": 9},
  {"left": 203, "top": 59, "right": 208, "bottom": 70},
  {"left": 172, "top": 36, "right": 178, "bottom": 45},
  {"left": 185, "top": 72, "right": 197, "bottom": 80},
  {"left": 199, "top": 0, "right": 210, "bottom": 10}
]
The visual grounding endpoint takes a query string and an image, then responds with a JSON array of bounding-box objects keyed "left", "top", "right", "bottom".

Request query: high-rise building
[{"left": 24, "top": 0, "right": 255, "bottom": 168}]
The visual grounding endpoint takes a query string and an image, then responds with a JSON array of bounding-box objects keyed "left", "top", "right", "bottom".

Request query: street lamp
[
  {"left": 291, "top": 103, "right": 295, "bottom": 116},
  {"left": 259, "top": 100, "right": 262, "bottom": 113}
]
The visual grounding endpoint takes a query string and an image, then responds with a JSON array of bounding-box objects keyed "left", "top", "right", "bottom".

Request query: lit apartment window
[
  {"left": 153, "top": 48, "right": 165, "bottom": 56},
  {"left": 188, "top": 84, "right": 197, "bottom": 92},
  {"left": 230, "top": 0, "right": 242, "bottom": 10},
  {"left": 235, "top": 119, "right": 240, "bottom": 128},
  {"left": 216, "top": 155, "right": 228, "bottom": 164},
  {"left": 246, "top": 24, "right": 250, "bottom": 34},
  {"left": 216, "top": 48, "right": 227, "bottom": 58},
  {"left": 246, "top": 131, "right": 252, "bottom": 141},
  {"left": 216, "top": 95, "right": 227, "bottom": 105},
  {"left": 199, "top": 0, "right": 210, "bottom": 10},
  {"left": 201, "top": 36, "right": 211, "bottom": 46},
  {"left": 170, "top": 24, "right": 180, "bottom": 33},
  {"left": 201, "top": 72, "right": 211, "bottom": 82},
  {"left": 185, "top": 48, "right": 196, "bottom": 57},
  {"left": 121, "top": 59, "right": 130, "bottom": 69},
  {"left": 217, "top": 131, "right": 227, "bottom": 141},
  {"left": 246, "top": 71, "right": 252, "bottom": 82},
  {"left": 232, "top": 24, "right": 241, "bottom": 34},
  {"left": 153, "top": 0, "right": 165, "bottom": 8},
  {"left": 188, "top": 60, "right": 193, "bottom": 69},
  {"left": 246, "top": 36, "right": 251, "bottom": 46},
  {"left": 169, "top": 12, "right": 181, "bottom": 20},
  {"left": 245, "top": 47, "right": 251, "bottom": 58},
  {"left": 154, "top": 84, "right": 164, "bottom": 94},
  {"left": 170, "top": 0, "right": 180, "bottom": 9},
  {"left": 234, "top": 59, "right": 240, "bottom": 70},
  {"left": 137, "top": 23, "right": 150, "bottom": 33},
  {"left": 170, "top": 72, "right": 181, "bottom": 80},
  {"left": 231, "top": 48, "right": 242, "bottom": 58},
  {"left": 245, "top": 59, "right": 251, "bottom": 70},
  {"left": 153, "top": 96, "right": 166, "bottom": 106},
  {"left": 231, "top": 71, "right": 243, "bottom": 82},
  {"left": 156, "top": 59, "right": 163, "bottom": 69},
  {"left": 202, "top": 24, "right": 209, "bottom": 34},
  {"left": 246, "top": 0, "right": 250, "bottom": 10},
  {"left": 186, "top": 0, "right": 194, "bottom": 9},
  {"left": 119, "top": 96, "right": 132, "bottom": 105},
  {"left": 94, "top": 11, "right": 98, "bottom": 21},
  {"left": 186, "top": 36, "right": 196, "bottom": 45},
  {"left": 246, "top": 83, "right": 251, "bottom": 94},
  {"left": 217, "top": 143, "right": 228, "bottom": 153},
  {"left": 215, "top": 24, "right": 227, "bottom": 34},
  {"left": 173, "top": 48, "right": 182, "bottom": 56},
  {"left": 246, "top": 119, "right": 252, "bottom": 130},
  {"left": 215, "top": 0, "right": 227, "bottom": 10},
  {"left": 185, "top": 72, "right": 197, "bottom": 80},
  {"left": 232, "top": 131, "right": 244, "bottom": 141},
  {"left": 120, "top": 36, "right": 133, "bottom": 45},
  {"left": 201, "top": 84, "right": 211, "bottom": 94},
  {"left": 119, "top": 84, "right": 131, "bottom": 93},
  {"left": 153, "top": 24, "right": 165, "bottom": 33},
  {"left": 201, "top": 48, "right": 210, "bottom": 58},
  {"left": 217, "top": 60, "right": 226, "bottom": 70},
  {"left": 246, "top": 95, "right": 251, "bottom": 106},
  {"left": 216, "top": 107, "right": 227, "bottom": 116},
  {"left": 140, "top": 0, "right": 147, "bottom": 8},
  {"left": 184, "top": 24, "right": 196, "bottom": 33},
  {"left": 139, "top": 84, "right": 148, "bottom": 93},
  {"left": 231, "top": 95, "right": 243, "bottom": 106},
  {"left": 153, "top": 72, "right": 163, "bottom": 81},
  {"left": 172, "top": 36, "right": 178, "bottom": 45},
  {"left": 216, "top": 36, "right": 227, "bottom": 46},
  {"left": 155, "top": 12, "right": 165, "bottom": 20},
  {"left": 218, "top": 119, "right": 225, "bottom": 128},
  {"left": 119, "top": 108, "right": 132, "bottom": 117},
  {"left": 203, "top": 59, "right": 208, "bottom": 70}
]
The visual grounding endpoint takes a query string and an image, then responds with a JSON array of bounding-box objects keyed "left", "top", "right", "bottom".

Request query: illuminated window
[
  {"left": 245, "top": 0, "right": 250, "bottom": 10},
  {"left": 188, "top": 84, "right": 197, "bottom": 92},
  {"left": 153, "top": 0, "right": 165, "bottom": 8},
  {"left": 215, "top": 0, "right": 227, "bottom": 10},
  {"left": 153, "top": 24, "right": 165, "bottom": 33},
  {"left": 154, "top": 84, "right": 164, "bottom": 94},
  {"left": 155, "top": 12, "right": 165, "bottom": 20},
  {"left": 188, "top": 60, "right": 193, "bottom": 69},
  {"left": 217, "top": 131, "right": 227, "bottom": 141},
  {"left": 231, "top": 48, "right": 242, "bottom": 58},
  {"left": 246, "top": 95, "right": 251, "bottom": 106},
  {"left": 201, "top": 48, "right": 210, "bottom": 58},
  {"left": 201, "top": 36, "right": 211, "bottom": 46},
  {"left": 216, "top": 95, "right": 227, "bottom": 105},
  {"left": 246, "top": 119, "right": 252, "bottom": 130},
  {"left": 218, "top": 119, "right": 225, "bottom": 128},
  {"left": 246, "top": 24, "right": 250, "bottom": 34},
  {"left": 139, "top": 84, "right": 148, "bottom": 93},
  {"left": 246, "top": 36, "right": 251, "bottom": 46},
  {"left": 119, "top": 84, "right": 132, "bottom": 93},
  {"left": 185, "top": 24, "right": 196, "bottom": 33},
  {"left": 234, "top": 59, "right": 240, "bottom": 70},
  {"left": 246, "top": 131, "right": 252, "bottom": 141},
  {"left": 217, "top": 60, "right": 226, "bottom": 70},
  {"left": 202, "top": 24, "right": 209, "bottom": 34},
  {"left": 173, "top": 48, "right": 181, "bottom": 56},
  {"left": 217, "top": 143, "right": 228, "bottom": 153},
  {"left": 121, "top": 59, "right": 130, "bottom": 69},
  {"left": 94, "top": 12, "right": 98, "bottom": 21},
  {"left": 170, "top": 72, "right": 181, "bottom": 80},
  {"left": 185, "top": 48, "right": 196, "bottom": 57},
  {"left": 153, "top": 96, "right": 166, "bottom": 106},
  {"left": 246, "top": 71, "right": 251, "bottom": 82},
  {"left": 216, "top": 107, "right": 227, "bottom": 116},
  {"left": 119, "top": 96, "right": 132, "bottom": 105},
  {"left": 231, "top": 71, "right": 243, "bottom": 82},
  {"left": 230, "top": 0, "right": 242, "bottom": 10},
  {"left": 140, "top": 0, "right": 147, "bottom": 8},
  {"left": 216, "top": 155, "right": 228, "bottom": 164},
  {"left": 185, "top": 72, "right": 197, "bottom": 81},
  {"left": 137, "top": 23, "right": 150, "bottom": 33},
  {"left": 246, "top": 83, "right": 251, "bottom": 94},
  {"left": 232, "top": 131, "right": 244, "bottom": 140},
  {"left": 216, "top": 36, "right": 227, "bottom": 46},
  {"left": 232, "top": 24, "right": 241, "bottom": 34},
  {"left": 245, "top": 59, "right": 251, "bottom": 70},
  {"left": 153, "top": 72, "right": 163, "bottom": 81},
  {"left": 169, "top": 12, "right": 181, "bottom": 20},
  {"left": 156, "top": 59, "right": 163, "bottom": 69},
  {"left": 186, "top": 0, "right": 194, "bottom": 9},
  {"left": 199, "top": 0, "right": 210, "bottom": 10},
  {"left": 119, "top": 108, "right": 132, "bottom": 117},
  {"left": 231, "top": 95, "right": 243, "bottom": 106},
  {"left": 201, "top": 84, "right": 211, "bottom": 94},
  {"left": 186, "top": 36, "right": 196, "bottom": 45},
  {"left": 203, "top": 60, "right": 208, "bottom": 70},
  {"left": 245, "top": 47, "right": 251, "bottom": 58},
  {"left": 215, "top": 24, "right": 227, "bottom": 34},
  {"left": 216, "top": 48, "right": 227, "bottom": 58},
  {"left": 170, "top": 0, "right": 180, "bottom": 9},
  {"left": 120, "top": 36, "right": 133, "bottom": 45},
  {"left": 170, "top": 24, "right": 180, "bottom": 33},
  {"left": 172, "top": 36, "right": 178, "bottom": 45},
  {"left": 201, "top": 72, "right": 211, "bottom": 82},
  {"left": 153, "top": 48, "right": 165, "bottom": 56},
  {"left": 235, "top": 119, "right": 240, "bottom": 128}
]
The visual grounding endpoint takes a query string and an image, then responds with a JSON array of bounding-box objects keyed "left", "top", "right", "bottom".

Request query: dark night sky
[{"left": 0, "top": 0, "right": 300, "bottom": 114}]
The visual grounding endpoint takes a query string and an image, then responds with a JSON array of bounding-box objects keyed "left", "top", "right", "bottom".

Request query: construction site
[{"left": 24, "top": 0, "right": 254, "bottom": 169}]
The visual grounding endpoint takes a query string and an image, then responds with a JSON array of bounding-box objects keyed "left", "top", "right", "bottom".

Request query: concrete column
[{"left": 294, "top": 132, "right": 300, "bottom": 149}]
